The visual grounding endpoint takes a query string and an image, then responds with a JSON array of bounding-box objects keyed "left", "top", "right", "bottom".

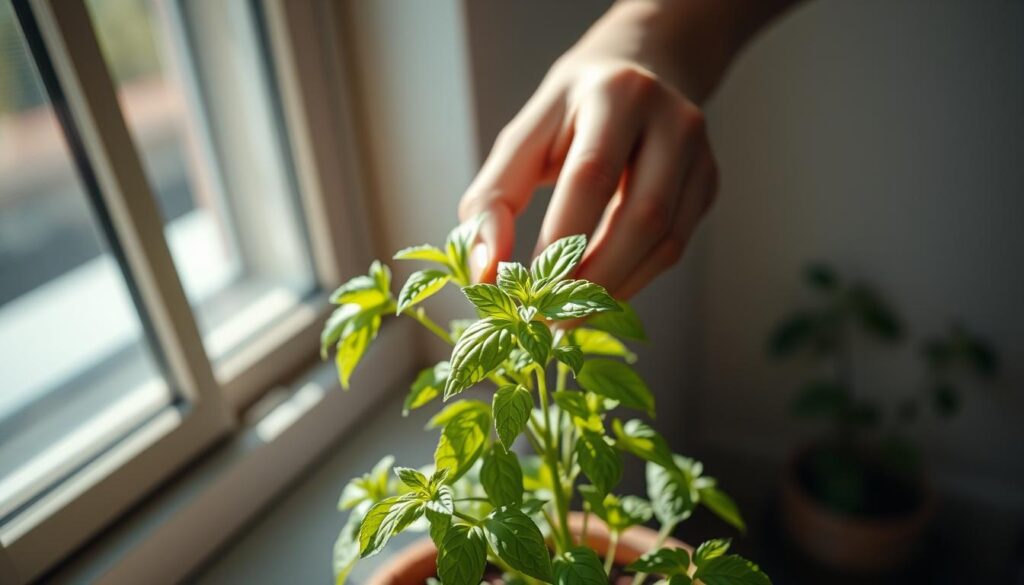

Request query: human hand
[{"left": 458, "top": 2, "right": 720, "bottom": 300}]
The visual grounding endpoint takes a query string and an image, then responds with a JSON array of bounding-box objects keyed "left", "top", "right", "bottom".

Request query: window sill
[{"left": 44, "top": 320, "right": 418, "bottom": 584}]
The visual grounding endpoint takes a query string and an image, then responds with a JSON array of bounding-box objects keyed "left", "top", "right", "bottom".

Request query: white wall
[{"left": 461, "top": 0, "right": 1024, "bottom": 504}]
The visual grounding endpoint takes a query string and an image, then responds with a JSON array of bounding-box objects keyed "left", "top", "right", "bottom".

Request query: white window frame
[{"left": 0, "top": 0, "right": 384, "bottom": 581}]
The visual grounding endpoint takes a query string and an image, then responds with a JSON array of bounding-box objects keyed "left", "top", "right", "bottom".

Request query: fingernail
[{"left": 470, "top": 242, "right": 490, "bottom": 283}]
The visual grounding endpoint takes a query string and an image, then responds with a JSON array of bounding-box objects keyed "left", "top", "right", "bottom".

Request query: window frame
[{"left": 0, "top": 0, "right": 377, "bottom": 581}]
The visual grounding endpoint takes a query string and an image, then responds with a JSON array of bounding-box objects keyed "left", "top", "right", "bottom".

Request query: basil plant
[{"left": 323, "top": 218, "right": 770, "bottom": 585}]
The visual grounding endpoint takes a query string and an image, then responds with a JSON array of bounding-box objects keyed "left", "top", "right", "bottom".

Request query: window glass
[
  {"left": 86, "top": 0, "right": 317, "bottom": 362},
  {"left": 0, "top": 2, "right": 172, "bottom": 520}
]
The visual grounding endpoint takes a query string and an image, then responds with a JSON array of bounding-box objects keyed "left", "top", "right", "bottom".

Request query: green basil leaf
[
  {"left": 627, "top": 547, "right": 691, "bottom": 576},
  {"left": 493, "top": 385, "right": 533, "bottom": 452},
  {"left": 668, "top": 574, "right": 694, "bottom": 585},
  {"left": 577, "top": 485, "right": 609, "bottom": 523},
  {"left": 578, "top": 360, "right": 655, "bottom": 416},
  {"left": 517, "top": 321, "right": 553, "bottom": 365},
  {"left": 358, "top": 493, "right": 425, "bottom": 558},
  {"left": 588, "top": 301, "right": 646, "bottom": 341},
  {"left": 646, "top": 460, "right": 695, "bottom": 526},
  {"left": 463, "top": 283, "right": 519, "bottom": 320},
  {"left": 394, "top": 467, "right": 429, "bottom": 491},
  {"left": 480, "top": 447, "right": 524, "bottom": 507},
  {"left": 335, "top": 311, "right": 382, "bottom": 389},
  {"left": 693, "top": 539, "right": 731, "bottom": 565},
  {"left": 535, "top": 280, "right": 618, "bottom": 320},
  {"left": 433, "top": 405, "right": 490, "bottom": 482},
  {"left": 612, "top": 495, "right": 653, "bottom": 530},
  {"left": 445, "top": 215, "right": 484, "bottom": 285},
  {"left": 404, "top": 361, "right": 449, "bottom": 415},
  {"left": 425, "top": 506, "right": 451, "bottom": 547},
  {"left": 321, "top": 304, "right": 360, "bottom": 359},
  {"left": 554, "top": 547, "right": 607, "bottom": 585},
  {"left": 396, "top": 269, "right": 451, "bottom": 314},
  {"left": 437, "top": 524, "right": 488, "bottom": 585},
  {"left": 576, "top": 430, "right": 622, "bottom": 496},
  {"left": 427, "top": 399, "right": 491, "bottom": 429},
  {"left": 445, "top": 318, "right": 515, "bottom": 399},
  {"left": 329, "top": 275, "right": 387, "bottom": 308},
  {"left": 483, "top": 507, "right": 554, "bottom": 582},
  {"left": 333, "top": 507, "right": 365, "bottom": 585},
  {"left": 573, "top": 329, "right": 636, "bottom": 362},
  {"left": 394, "top": 244, "right": 451, "bottom": 266},
  {"left": 338, "top": 455, "right": 394, "bottom": 510},
  {"left": 554, "top": 345, "right": 584, "bottom": 375},
  {"left": 693, "top": 554, "right": 769, "bottom": 585},
  {"left": 497, "top": 261, "right": 532, "bottom": 303},
  {"left": 552, "top": 391, "right": 590, "bottom": 421},
  {"left": 531, "top": 234, "right": 587, "bottom": 291},
  {"left": 698, "top": 485, "right": 746, "bottom": 533},
  {"left": 613, "top": 419, "right": 677, "bottom": 470}
]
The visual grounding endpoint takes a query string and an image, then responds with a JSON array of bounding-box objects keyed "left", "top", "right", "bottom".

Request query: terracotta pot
[
  {"left": 781, "top": 451, "right": 934, "bottom": 573},
  {"left": 366, "top": 512, "right": 689, "bottom": 585}
]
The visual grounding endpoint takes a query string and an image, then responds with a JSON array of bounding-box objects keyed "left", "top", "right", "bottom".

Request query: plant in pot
[
  {"left": 768, "top": 263, "right": 999, "bottom": 573},
  {"left": 322, "top": 218, "right": 771, "bottom": 585}
]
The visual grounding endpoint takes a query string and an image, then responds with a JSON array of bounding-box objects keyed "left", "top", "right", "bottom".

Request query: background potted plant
[
  {"left": 768, "top": 263, "right": 999, "bottom": 573},
  {"left": 322, "top": 218, "right": 771, "bottom": 585}
]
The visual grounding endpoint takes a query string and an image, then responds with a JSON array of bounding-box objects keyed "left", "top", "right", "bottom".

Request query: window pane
[
  {"left": 86, "top": 0, "right": 317, "bottom": 362},
  {"left": 0, "top": 3, "right": 172, "bottom": 519}
]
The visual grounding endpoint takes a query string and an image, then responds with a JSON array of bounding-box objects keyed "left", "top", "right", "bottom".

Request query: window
[{"left": 0, "top": 0, "right": 369, "bottom": 581}]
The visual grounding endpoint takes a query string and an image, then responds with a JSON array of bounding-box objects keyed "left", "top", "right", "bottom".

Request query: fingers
[
  {"left": 533, "top": 71, "right": 650, "bottom": 257},
  {"left": 459, "top": 93, "right": 563, "bottom": 282},
  {"left": 613, "top": 141, "right": 718, "bottom": 300},
  {"left": 575, "top": 100, "right": 707, "bottom": 295}
]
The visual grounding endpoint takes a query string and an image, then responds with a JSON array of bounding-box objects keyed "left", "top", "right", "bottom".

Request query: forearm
[{"left": 572, "top": 0, "right": 802, "bottom": 103}]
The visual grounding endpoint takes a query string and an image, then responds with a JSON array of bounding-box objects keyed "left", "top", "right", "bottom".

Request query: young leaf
[
  {"left": 483, "top": 507, "right": 555, "bottom": 582},
  {"left": 437, "top": 524, "right": 488, "bottom": 585},
  {"left": 463, "top": 284, "right": 520, "bottom": 320},
  {"left": 627, "top": 547, "right": 691, "bottom": 576},
  {"left": 613, "top": 495, "right": 654, "bottom": 530},
  {"left": 336, "top": 312, "right": 382, "bottom": 389},
  {"left": 445, "top": 318, "right": 515, "bottom": 399},
  {"left": 321, "top": 304, "right": 360, "bottom": 359},
  {"left": 394, "top": 467, "right": 429, "bottom": 492},
  {"left": 531, "top": 234, "right": 587, "bottom": 291},
  {"left": 498, "top": 261, "right": 532, "bottom": 303},
  {"left": 693, "top": 554, "right": 770, "bottom": 585},
  {"left": 578, "top": 485, "right": 609, "bottom": 522},
  {"left": 333, "top": 507, "right": 365, "bottom": 585},
  {"left": 588, "top": 301, "right": 647, "bottom": 341},
  {"left": 404, "top": 362, "right": 449, "bottom": 415},
  {"left": 554, "top": 547, "right": 607, "bottom": 585},
  {"left": 358, "top": 493, "right": 425, "bottom": 558},
  {"left": 481, "top": 447, "right": 524, "bottom": 507},
  {"left": 493, "top": 385, "right": 533, "bottom": 452},
  {"left": 433, "top": 405, "right": 490, "bottom": 482},
  {"left": 396, "top": 269, "right": 451, "bottom": 314},
  {"left": 848, "top": 284, "right": 903, "bottom": 341},
  {"left": 573, "top": 329, "right": 636, "bottom": 362},
  {"left": 578, "top": 359, "right": 655, "bottom": 416},
  {"left": 693, "top": 539, "right": 731, "bottom": 565},
  {"left": 554, "top": 345, "right": 584, "bottom": 375},
  {"left": 552, "top": 391, "right": 602, "bottom": 431},
  {"left": 425, "top": 506, "right": 451, "bottom": 547},
  {"left": 445, "top": 215, "right": 484, "bottom": 285},
  {"left": 535, "top": 280, "right": 619, "bottom": 320},
  {"left": 330, "top": 274, "right": 387, "bottom": 308},
  {"left": 613, "top": 419, "right": 677, "bottom": 470},
  {"left": 427, "top": 399, "right": 491, "bottom": 429},
  {"left": 517, "top": 321, "right": 553, "bottom": 365},
  {"left": 576, "top": 430, "right": 622, "bottom": 496},
  {"left": 647, "top": 460, "right": 695, "bottom": 526},
  {"left": 698, "top": 484, "right": 746, "bottom": 533},
  {"left": 394, "top": 244, "right": 451, "bottom": 266}
]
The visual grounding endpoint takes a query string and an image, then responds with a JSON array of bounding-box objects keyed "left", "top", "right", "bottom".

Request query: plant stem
[
  {"left": 535, "top": 366, "right": 572, "bottom": 554},
  {"left": 402, "top": 307, "right": 453, "bottom": 345},
  {"left": 453, "top": 510, "right": 481, "bottom": 524},
  {"left": 603, "top": 530, "right": 620, "bottom": 574},
  {"left": 629, "top": 521, "right": 677, "bottom": 585}
]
